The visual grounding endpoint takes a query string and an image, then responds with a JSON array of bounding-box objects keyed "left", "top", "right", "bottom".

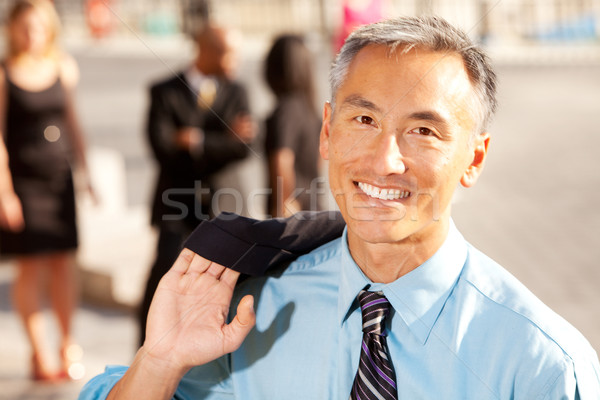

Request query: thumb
[{"left": 223, "top": 295, "right": 256, "bottom": 353}]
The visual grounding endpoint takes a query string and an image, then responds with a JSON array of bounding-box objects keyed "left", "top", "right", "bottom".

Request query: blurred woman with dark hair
[
  {"left": 0, "top": 0, "right": 92, "bottom": 381},
  {"left": 264, "top": 34, "right": 323, "bottom": 217}
]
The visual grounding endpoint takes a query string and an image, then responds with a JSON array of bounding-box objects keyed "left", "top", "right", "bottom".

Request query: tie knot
[{"left": 357, "top": 290, "right": 391, "bottom": 335}]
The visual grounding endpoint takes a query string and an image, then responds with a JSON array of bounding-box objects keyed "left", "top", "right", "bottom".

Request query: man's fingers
[
  {"left": 220, "top": 268, "right": 241, "bottom": 288},
  {"left": 205, "top": 261, "right": 226, "bottom": 279},
  {"left": 170, "top": 249, "right": 218, "bottom": 277},
  {"left": 223, "top": 295, "right": 255, "bottom": 354},
  {"left": 169, "top": 249, "right": 196, "bottom": 274},
  {"left": 186, "top": 252, "right": 213, "bottom": 275}
]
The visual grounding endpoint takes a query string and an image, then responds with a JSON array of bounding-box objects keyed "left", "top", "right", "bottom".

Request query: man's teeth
[{"left": 358, "top": 182, "right": 410, "bottom": 200}]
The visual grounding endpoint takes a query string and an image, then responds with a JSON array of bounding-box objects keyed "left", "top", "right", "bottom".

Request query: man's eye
[
  {"left": 410, "top": 127, "right": 435, "bottom": 136},
  {"left": 354, "top": 115, "right": 375, "bottom": 125}
]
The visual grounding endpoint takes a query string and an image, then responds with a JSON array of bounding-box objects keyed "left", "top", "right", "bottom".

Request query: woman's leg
[
  {"left": 47, "top": 251, "right": 82, "bottom": 377},
  {"left": 12, "top": 255, "right": 55, "bottom": 379},
  {"left": 47, "top": 252, "right": 77, "bottom": 345}
]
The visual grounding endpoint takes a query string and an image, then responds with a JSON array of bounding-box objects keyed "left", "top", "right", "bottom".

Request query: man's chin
[
  {"left": 344, "top": 202, "right": 408, "bottom": 222},
  {"left": 346, "top": 218, "right": 412, "bottom": 244}
]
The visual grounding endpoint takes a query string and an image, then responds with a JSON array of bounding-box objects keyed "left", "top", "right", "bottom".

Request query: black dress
[
  {"left": 265, "top": 94, "right": 322, "bottom": 211},
  {"left": 0, "top": 72, "right": 78, "bottom": 255}
]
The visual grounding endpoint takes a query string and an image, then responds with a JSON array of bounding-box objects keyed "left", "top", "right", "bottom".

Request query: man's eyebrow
[
  {"left": 340, "top": 94, "right": 383, "bottom": 113},
  {"left": 408, "top": 110, "right": 449, "bottom": 129}
]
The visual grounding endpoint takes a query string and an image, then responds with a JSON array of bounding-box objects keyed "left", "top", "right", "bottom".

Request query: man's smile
[{"left": 357, "top": 181, "right": 411, "bottom": 200}]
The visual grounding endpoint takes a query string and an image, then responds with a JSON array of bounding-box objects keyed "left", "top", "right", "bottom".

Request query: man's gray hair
[{"left": 330, "top": 16, "right": 498, "bottom": 133}]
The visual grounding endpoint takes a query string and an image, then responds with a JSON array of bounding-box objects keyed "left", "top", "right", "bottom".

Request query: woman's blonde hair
[{"left": 6, "top": 0, "right": 62, "bottom": 58}]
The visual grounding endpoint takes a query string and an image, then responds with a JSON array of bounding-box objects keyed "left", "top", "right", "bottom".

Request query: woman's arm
[
  {"left": 0, "top": 66, "right": 24, "bottom": 231},
  {"left": 269, "top": 147, "right": 300, "bottom": 217},
  {"left": 60, "top": 54, "right": 95, "bottom": 199}
]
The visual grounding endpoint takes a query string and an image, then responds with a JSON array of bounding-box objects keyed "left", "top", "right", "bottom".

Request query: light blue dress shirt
[{"left": 80, "top": 222, "right": 600, "bottom": 399}]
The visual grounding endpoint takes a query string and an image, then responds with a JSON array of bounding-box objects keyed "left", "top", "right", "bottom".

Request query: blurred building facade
[
  {"left": 1, "top": 0, "right": 598, "bottom": 46},
  {"left": 210, "top": 0, "right": 600, "bottom": 46}
]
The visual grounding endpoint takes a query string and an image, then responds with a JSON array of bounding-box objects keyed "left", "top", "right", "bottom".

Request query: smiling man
[
  {"left": 323, "top": 43, "right": 489, "bottom": 284},
  {"left": 80, "top": 16, "right": 600, "bottom": 400}
]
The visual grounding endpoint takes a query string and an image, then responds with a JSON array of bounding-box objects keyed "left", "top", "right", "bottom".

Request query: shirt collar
[
  {"left": 184, "top": 66, "right": 202, "bottom": 92},
  {"left": 337, "top": 220, "right": 467, "bottom": 345},
  {"left": 184, "top": 65, "right": 217, "bottom": 93}
]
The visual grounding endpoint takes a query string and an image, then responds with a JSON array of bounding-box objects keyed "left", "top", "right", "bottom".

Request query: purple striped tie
[{"left": 350, "top": 290, "right": 398, "bottom": 400}]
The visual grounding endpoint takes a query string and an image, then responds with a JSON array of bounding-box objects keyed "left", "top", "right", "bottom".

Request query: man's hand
[
  {"left": 144, "top": 249, "right": 255, "bottom": 374},
  {"left": 174, "top": 127, "right": 203, "bottom": 152},
  {"left": 107, "top": 250, "right": 255, "bottom": 400},
  {"left": 230, "top": 113, "right": 256, "bottom": 144}
]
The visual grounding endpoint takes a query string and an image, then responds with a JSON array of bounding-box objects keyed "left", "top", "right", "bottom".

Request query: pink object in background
[
  {"left": 334, "top": 0, "right": 385, "bottom": 53},
  {"left": 86, "top": 0, "right": 114, "bottom": 38}
]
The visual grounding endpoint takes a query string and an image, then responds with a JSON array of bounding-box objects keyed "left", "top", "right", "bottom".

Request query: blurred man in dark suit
[{"left": 139, "top": 23, "right": 256, "bottom": 344}]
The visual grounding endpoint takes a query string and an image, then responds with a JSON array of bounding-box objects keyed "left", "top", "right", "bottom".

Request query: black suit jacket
[
  {"left": 184, "top": 211, "right": 346, "bottom": 276},
  {"left": 147, "top": 72, "right": 251, "bottom": 231}
]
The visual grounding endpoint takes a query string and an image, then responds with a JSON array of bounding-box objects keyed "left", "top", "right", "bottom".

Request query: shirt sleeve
[
  {"left": 535, "top": 362, "right": 577, "bottom": 400},
  {"left": 78, "top": 359, "right": 235, "bottom": 400},
  {"left": 175, "top": 358, "right": 235, "bottom": 399},
  {"left": 537, "top": 354, "right": 600, "bottom": 400},
  {"left": 571, "top": 348, "right": 600, "bottom": 399},
  {"left": 78, "top": 365, "right": 128, "bottom": 400}
]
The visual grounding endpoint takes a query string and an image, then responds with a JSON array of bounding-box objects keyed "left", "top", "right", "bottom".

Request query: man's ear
[
  {"left": 319, "top": 102, "right": 332, "bottom": 161},
  {"left": 460, "top": 132, "right": 490, "bottom": 188}
]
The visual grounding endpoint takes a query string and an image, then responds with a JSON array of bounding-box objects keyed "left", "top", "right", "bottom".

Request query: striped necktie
[{"left": 350, "top": 290, "right": 398, "bottom": 400}]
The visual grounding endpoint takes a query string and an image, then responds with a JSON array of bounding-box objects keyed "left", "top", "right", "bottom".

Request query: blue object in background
[{"left": 535, "top": 13, "right": 597, "bottom": 41}]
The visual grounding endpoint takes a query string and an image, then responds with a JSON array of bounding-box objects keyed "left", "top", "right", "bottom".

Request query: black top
[
  {"left": 265, "top": 94, "right": 322, "bottom": 211},
  {"left": 4, "top": 77, "right": 72, "bottom": 178},
  {"left": 0, "top": 71, "right": 77, "bottom": 255}
]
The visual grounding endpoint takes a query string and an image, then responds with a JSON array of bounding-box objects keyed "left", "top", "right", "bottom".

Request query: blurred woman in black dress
[
  {"left": 264, "top": 35, "right": 323, "bottom": 217},
  {"left": 0, "top": 0, "right": 92, "bottom": 381}
]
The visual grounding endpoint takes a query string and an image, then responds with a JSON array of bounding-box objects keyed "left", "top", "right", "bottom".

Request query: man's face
[
  {"left": 200, "top": 30, "right": 240, "bottom": 79},
  {"left": 320, "top": 44, "right": 489, "bottom": 247}
]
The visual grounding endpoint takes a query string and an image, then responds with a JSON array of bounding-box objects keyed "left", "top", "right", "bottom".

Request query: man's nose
[{"left": 371, "top": 133, "right": 406, "bottom": 175}]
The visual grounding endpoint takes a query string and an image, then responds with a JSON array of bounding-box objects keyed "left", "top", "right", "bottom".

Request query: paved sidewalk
[{"left": 0, "top": 263, "right": 137, "bottom": 400}]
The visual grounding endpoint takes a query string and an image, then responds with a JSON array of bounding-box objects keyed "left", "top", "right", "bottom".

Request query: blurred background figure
[
  {"left": 333, "top": 0, "right": 387, "bottom": 53},
  {"left": 264, "top": 34, "right": 323, "bottom": 217},
  {"left": 0, "top": 0, "right": 92, "bottom": 382},
  {"left": 138, "top": 23, "right": 256, "bottom": 345},
  {"left": 180, "top": 0, "right": 210, "bottom": 38}
]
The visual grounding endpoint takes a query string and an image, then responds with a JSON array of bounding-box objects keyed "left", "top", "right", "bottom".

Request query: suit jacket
[
  {"left": 147, "top": 72, "right": 251, "bottom": 231},
  {"left": 183, "top": 211, "right": 346, "bottom": 276}
]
